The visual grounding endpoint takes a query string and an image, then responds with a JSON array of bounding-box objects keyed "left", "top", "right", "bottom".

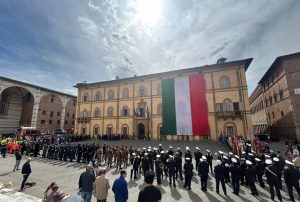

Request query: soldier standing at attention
[
  {"left": 155, "top": 155, "right": 162, "bottom": 184},
  {"left": 214, "top": 160, "right": 227, "bottom": 195},
  {"left": 198, "top": 156, "right": 209, "bottom": 191},
  {"left": 205, "top": 150, "right": 213, "bottom": 173},
  {"left": 230, "top": 158, "right": 241, "bottom": 195},
  {"left": 284, "top": 160, "right": 300, "bottom": 202},
  {"left": 183, "top": 157, "right": 193, "bottom": 190},
  {"left": 245, "top": 160, "right": 258, "bottom": 196},
  {"left": 168, "top": 155, "right": 177, "bottom": 188},
  {"left": 265, "top": 159, "right": 282, "bottom": 202}
]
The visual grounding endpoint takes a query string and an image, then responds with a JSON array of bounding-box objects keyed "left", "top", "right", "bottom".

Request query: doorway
[{"left": 138, "top": 123, "right": 145, "bottom": 139}]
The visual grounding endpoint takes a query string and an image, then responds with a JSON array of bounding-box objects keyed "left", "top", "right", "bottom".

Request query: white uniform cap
[
  {"left": 235, "top": 155, "right": 239, "bottom": 159},
  {"left": 273, "top": 157, "right": 279, "bottom": 162},
  {"left": 225, "top": 163, "right": 229, "bottom": 167},
  {"left": 169, "top": 155, "right": 173, "bottom": 158},
  {"left": 255, "top": 158, "right": 261, "bottom": 162},
  {"left": 231, "top": 158, "right": 237, "bottom": 163},
  {"left": 202, "top": 156, "right": 207, "bottom": 160},
  {"left": 159, "top": 144, "right": 162, "bottom": 146},
  {"left": 229, "top": 152, "right": 233, "bottom": 155},
  {"left": 148, "top": 149, "right": 151, "bottom": 152},
  {"left": 223, "top": 156, "right": 228, "bottom": 159},
  {"left": 219, "top": 151, "right": 224, "bottom": 154},
  {"left": 242, "top": 151, "right": 246, "bottom": 154},
  {"left": 265, "top": 154, "right": 270, "bottom": 158},
  {"left": 249, "top": 153, "right": 254, "bottom": 156},
  {"left": 246, "top": 160, "right": 252, "bottom": 165},
  {"left": 169, "top": 146, "right": 172, "bottom": 149},
  {"left": 265, "top": 159, "right": 272, "bottom": 165},
  {"left": 196, "top": 147, "right": 199, "bottom": 150},
  {"left": 153, "top": 147, "right": 157, "bottom": 150},
  {"left": 143, "top": 148, "right": 146, "bottom": 150},
  {"left": 206, "top": 150, "right": 210, "bottom": 153},
  {"left": 200, "top": 158, "right": 203, "bottom": 162},
  {"left": 186, "top": 146, "right": 190, "bottom": 150},
  {"left": 148, "top": 146, "right": 152, "bottom": 149},
  {"left": 185, "top": 157, "right": 190, "bottom": 160},
  {"left": 132, "top": 153, "right": 136, "bottom": 156},
  {"left": 216, "top": 160, "right": 222, "bottom": 165},
  {"left": 145, "top": 153, "right": 148, "bottom": 156},
  {"left": 285, "top": 160, "right": 294, "bottom": 166},
  {"left": 156, "top": 155, "right": 160, "bottom": 158},
  {"left": 160, "top": 151, "right": 164, "bottom": 154},
  {"left": 177, "top": 147, "right": 181, "bottom": 150}
]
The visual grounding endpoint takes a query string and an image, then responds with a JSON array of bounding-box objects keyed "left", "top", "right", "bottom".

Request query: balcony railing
[
  {"left": 77, "top": 117, "right": 91, "bottom": 123},
  {"left": 215, "top": 111, "right": 242, "bottom": 117}
]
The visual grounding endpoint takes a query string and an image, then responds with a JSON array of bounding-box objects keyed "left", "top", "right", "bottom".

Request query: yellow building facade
[{"left": 75, "top": 58, "right": 253, "bottom": 141}]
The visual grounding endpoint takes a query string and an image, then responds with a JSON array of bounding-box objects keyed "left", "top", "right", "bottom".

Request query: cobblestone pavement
[{"left": 0, "top": 140, "right": 290, "bottom": 202}]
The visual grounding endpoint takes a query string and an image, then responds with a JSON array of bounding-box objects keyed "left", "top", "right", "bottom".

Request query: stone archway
[{"left": 0, "top": 86, "right": 35, "bottom": 133}]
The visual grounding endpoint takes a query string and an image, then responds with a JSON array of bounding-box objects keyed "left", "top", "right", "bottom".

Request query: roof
[
  {"left": 258, "top": 52, "right": 300, "bottom": 84},
  {"left": 0, "top": 76, "right": 76, "bottom": 98},
  {"left": 75, "top": 58, "right": 253, "bottom": 88}
]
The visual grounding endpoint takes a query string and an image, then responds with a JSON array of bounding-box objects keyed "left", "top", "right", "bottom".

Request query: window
[
  {"left": 265, "top": 99, "right": 268, "bottom": 107},
  {"left": 268, "top": 113, "right": 270, "bottom": 119},
  {"left": 123, "top": 88, "right": 129, "bottom": 98},
  {"left": 57, "top": 112, "right": 60, "bottom": 116},
  {"left": 139, "top": 86, "right": 146, "bottom": 97},
  {"left": 281, "top": 111, "right": 284, "bottom": 117},
  {"left": 49, "top": 120, "right": 52, "bottom": 124},
  {"left": 72, "top": 114, "right": 75, "bottom": 119},
  {"left": 41, "top": 120, "right": 45, "bottom": 124},
  {"left": 157, "top": 84, "right": 161, "bottom": 95},
  {"left": 83, "top": 110, "right": 88, "bottom": 118},
  {"left": 223, "top": 99, "right": 233, "bottom": 111},
  {"left": 57, "top": 120, "right": 60, "bottom": 125},
  {"left": 94, "top": 127, "right": 99, "bottom": 135},
  {"left": 42, "top": 111, "right": 46, "bottom": 115},
  {"left": 95, "top": 92, "right": 102, "bottom": 101},
  {"left": 0, "top": 93, "right": 10, "bottom": 114},
  {"left": 82, "top": 93, "right": 89, "bottom": 102},
  {"left": 226, "top": 126, "right": 234, "bottom": 136},
  {"left": 50, "top": 111, "right": 53, "bottom": 117},
  {"left": 73, "top": 102, "right": 76, "bottom": 107},
  {"left": 122, "top": 126, "right": 128, "bottom": 135},
  {"left": 107, "top": 107, "right": 113, "bottom": 117},
  {"left": 107, "top": 126, "right": 113, "bottom": 135},
  {"left": 108, "top": 90, "right": 114, "bottom": 100},
  {"left": 274, "top": 93, "right": 277, "bottom": 103},
  {"left": 269, "top": 96, "right": 273, "bottom": 105},
  {"left": 122, "top": 106, "right": 129, "bottom": 116},
  {"left": 272, "top": 112, "right": 275, "bottom": 119},
  {"left": 220, "top": 75, "right": 230, "bottom": 89},
  {"left": 65, "top": 120, "right": 68, "bottom": 124},
  {"left": 279, "top": 89, "right": 284, "bottom": 100},
  {"left": 51, "top": 97, "right": 54, "bottom": 102},
  {"left": 67, "top": 113, "right": 69, "bottom": 117},
  {"left": 72, "top": 121, "right": 75, "bottom": 125},
  {"left": 157, "top": 103, "right": 162, "bottom": 114},
  {"left": 94, "top": 108, "right": 101, "bottom": 117},
  {"left": 82, "top": 127, "right": 86, "bottom": 134}
]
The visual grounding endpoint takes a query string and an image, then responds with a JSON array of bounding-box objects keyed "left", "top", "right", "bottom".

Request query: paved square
[{"left": 0, "top": 140, "right": 291, "bottom": 201}]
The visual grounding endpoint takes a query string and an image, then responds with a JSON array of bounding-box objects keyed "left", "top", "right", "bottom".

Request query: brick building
[
  {"left": 250, "top": 52, "right": 300, "bottom": 141},
  {"left": 0, "top": 76, "right": 76, "bottom": 133},
  {"left": 75, "top": 58, "right": 253, "bottom": 141}
]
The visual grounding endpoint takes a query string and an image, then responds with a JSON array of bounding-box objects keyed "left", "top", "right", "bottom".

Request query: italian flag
[{"left": 161, "top": 73, "right": 210, "bottom": 136}]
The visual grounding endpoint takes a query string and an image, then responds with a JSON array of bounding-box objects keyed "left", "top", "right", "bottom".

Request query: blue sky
[{"left": 0, "top": 0, "right": 300, "bottom": 95}]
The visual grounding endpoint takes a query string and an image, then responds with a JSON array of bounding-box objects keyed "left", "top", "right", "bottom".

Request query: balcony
[
  {"left": 215, "top": 110, "right": 242, "bottom": 117},
  {"left": 77, "top": 117, "right": 91, "bottom": 123}
]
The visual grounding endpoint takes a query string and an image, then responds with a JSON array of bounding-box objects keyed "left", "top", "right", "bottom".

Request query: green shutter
[{"left": 161, "top": 79, "right": 176, "bottom": 135}]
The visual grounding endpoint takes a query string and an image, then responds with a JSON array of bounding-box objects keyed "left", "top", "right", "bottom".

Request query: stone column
[
  {"left": 60, "top": 97, "right": 68, "bottom": 129},
  {"left": 31, "top": 89, "right": 41, "bottom": 128}
]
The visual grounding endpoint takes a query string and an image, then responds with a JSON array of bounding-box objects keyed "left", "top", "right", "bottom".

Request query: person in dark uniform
[
  {"left": 130, "top": 153, "right": 136, "bottom": 180},
  {"left": 175, "top": 152, "right": 183, "bottom": 180},
  {"left": 198, "top": 156, "right": 209, "bottom": 191},
  {"left": 168, "top": 146, "right": 174, "bottom": 156},
  {"left": 82, "top": 144, "right": 88, "bottom": 163},
  {"left": 177, "top": 147, "right": 182, "bottom": 158},
  {"left": 142, "top": 153, "right": 150, "bottom": 177},
  {"left": 240, "top": 158, "right": 247, "bottom": 186},
  {"left": 133, "top": 155, "right": 140, "bottom": 180},
  {"left": 265, "top": 159, "right": 282, "bottom": 202},
  {"left": 168, "top": 155, "right": 177, "bottom": 187},
  {"left": 194, "top": 147, "right": 201, "bottom": 171},
  {"left": 69, "top": 145, "right": 75, "bottom": 162},
  {"left": 184, "top": 147, "right": 192, "bottom": 160},
  {"left": 183, "top": 157, "right": 193, "bottom": 190},
  {"left": 273, "top": 157, "right": 283, "bottom": 190},
  {"left": 58, "top": 145, "right": 64, "bottom": 161},
  {"left": 230, "top": 158, "right": 241, "bottom": 195},
  {"left": 161, "top": 151, "right": 168, "bottom": 178},
  {"left": 205, "top": 150, "right": 213, "bottom": 173},
  {"left": 245, "top": 160, "right": 258, "bottom": 196},
  {"left": 63, "top": 145, "right": 69, "bottom": 161},
  {"left": 155, "top": 155, "right": 163, "bottom": 184},
  {"left": 284, "top": 160, "right": 300, "bottom": 202},
  {"left": 255, "top": 158, "right": 265, "bottom": 188},
  {"left": 214, "top": 160, "right": 227, "bottom": 195},
  {"left": 76, "top": 144, "right": 82, "bottom": 163}
]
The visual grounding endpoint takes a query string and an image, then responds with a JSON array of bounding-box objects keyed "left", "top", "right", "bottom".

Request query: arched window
[
  {"left": 220, "top": 75, "right": 230, "bottom": 89},
  {"left": 107, "top": 107, "right": 113, "bottom": 117},
  {"left": 94, "top": 108, "right": 101, "bottom": 118},
  {"left": 223, "top": 98, "right": 232, "bottom": 111},
  {"left": 157, "top": 103, "right": 162, "bottom": 114},
  {"left": 94, "top": 125, "right": 99, "bottom": 135},
  {"left": 108, "top": 90, "right": 114, "bottom": 100},
  {"left": 122, "top": 124, "right": 129, "bottom": 135},
  {"left": 82, "top": 93, "right": 89, "bottom": 102},
  {"left": 95, "top": 91, "right": 102, "bottom": 101},
  {"left": 82, "top": 109, "right": 88, "bottom": 118},
  {"left": 157, "top": 83, "right": 161, "bottom": 95},
  {"left": 139, "top": 86, "right": 146, "bottom": 97},
  {"left": 123, "top": 88, "right": 129, "bottom": 98},
  {"left": 122, "top": 106, "right": 129, "bottom": 116}
]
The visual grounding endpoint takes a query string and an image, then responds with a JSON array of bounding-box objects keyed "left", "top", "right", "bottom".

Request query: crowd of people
[{"left": 1, "top": 135, "right": 300, "bottom": 202}]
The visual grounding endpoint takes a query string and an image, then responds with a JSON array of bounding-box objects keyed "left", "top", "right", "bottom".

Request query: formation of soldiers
[{"left": 2, "top": 136, "right": 300, "bottom": 202}]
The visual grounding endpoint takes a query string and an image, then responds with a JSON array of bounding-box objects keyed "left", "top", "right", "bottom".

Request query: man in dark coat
[
  {"left": 168, "top": 155, "right": 177, "bottom": 187},
  {"left": 255, "top": 158, "right": 265, "bottom": 188},
  {"left": 155, "top": 155, "right": 163, "bottom": 184},
  {"left": 198, "top": 156, "right": 209, "bottom": 191},
  {"left": 184, "top": 157, "right": 194, "bottom": 190},
  {"left": 194, "top": 147, "right": 201, "bottom": 171},
  {"left": 245, "top": 160, "right": 258, "bottom": 196},
  {"left": 175, "top": 152, "right": 183, "bottom": 180},
  {"left": 214, "top": 160, "right": 227, "bottom": 195},
  {"left": 205, "top": 150, "right": 213, "bottom": 173},
  {"left": 265, "top": 159, "right": 282, "bottom": 202},
  {"left": 284, "top": 160, "right": 300, "bottom": 202},
  {"left": 230, "top": 158, "right": 241, "bottom": 195},
  {"left": 20, "top": 158, "right": 32, "bottom": 191}
]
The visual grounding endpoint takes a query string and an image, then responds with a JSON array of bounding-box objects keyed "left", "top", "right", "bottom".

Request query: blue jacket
[{"left": 112, "top": 176, "right": 128, "bottom": 201}]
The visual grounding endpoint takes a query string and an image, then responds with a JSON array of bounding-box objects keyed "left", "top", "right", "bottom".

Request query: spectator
[
  {"left": 93, "top": 168, "right": 110, "bottom": 202},
  {"left": 44, "top": 182, "right": 59, "bottom": 202},
  {"left": 20, "top": 158, "right": 32, "bottom": 191},
  {"left": 138, "top": 171, "right": 162, "bottom": 202},
  {"left": 112, "top": 169, "right": 128, "bottom": 202},
  {"left": 79, "top": 165, "right": 96, "bottom": 202},
  {"left": 13, "top": 148, "right": 22, "bottom": 171},
  {"left": 52, "top": 192, "right": 84, "bottom": 202}
]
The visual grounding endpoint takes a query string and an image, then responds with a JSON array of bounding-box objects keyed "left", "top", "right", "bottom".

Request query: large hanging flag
[{"left": 161, "top": 73, "right": 209, "bottom": 136}]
